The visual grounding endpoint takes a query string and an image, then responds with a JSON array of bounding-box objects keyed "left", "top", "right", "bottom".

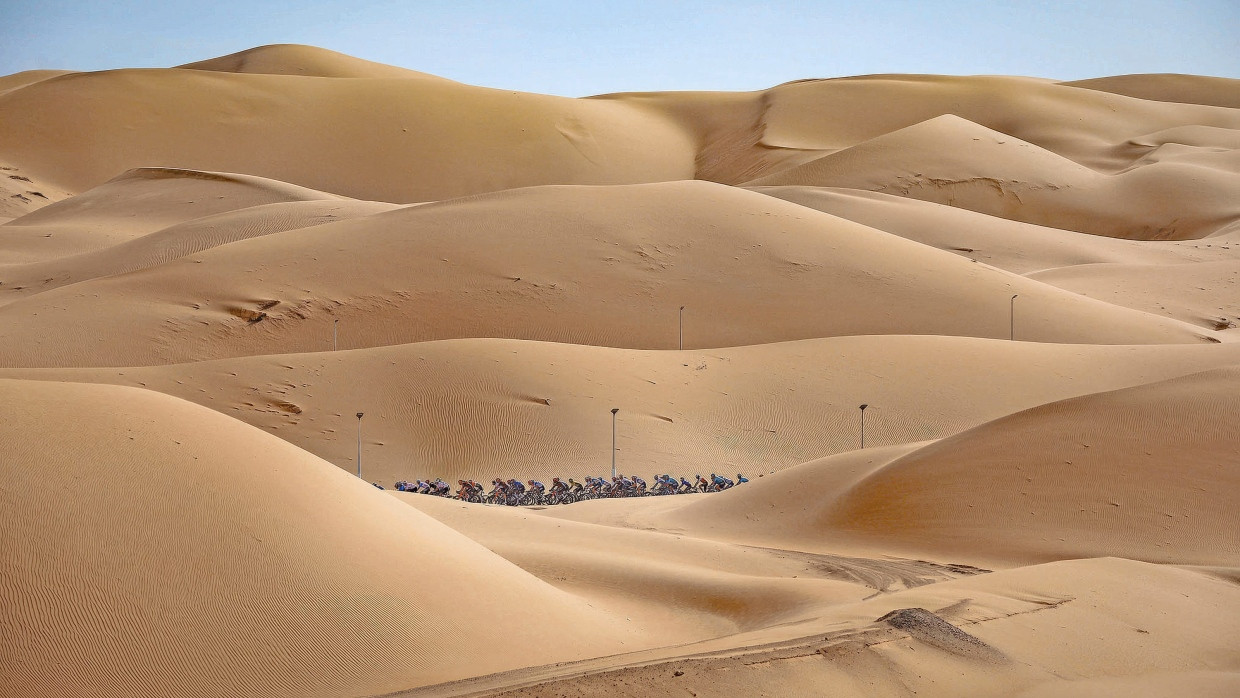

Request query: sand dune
[
  {"left": 0, "top": 167, "right": 355, "bottom": 264},
  {"left": 1030, "top": 259, "right": 1240, "bottom": 332},
  {"left": 177, "top": 43, "right": 454, "bottom": 80},
  {"left": 620, "top": 74, "right": 1240, "bottom": 188},
  {"left": 0, "top": 379, "right": 657, "bottom": 697},
  {"left": 4, "top": 60, "right": 1236, "bottom": 207},
  {"left": 746, "top": 114, "right": 1240, "bottom": 239},
  {"left": 622, "top": 367, "right": 1240, "bottom": 567},
  {"left": 751, "top": 186, "right": 1236, "bottom": 274},
  {"left": 0, "top": 63, "right": 696, "bottom": 202},
  {"left": 1063, "top": 73, "right": 1240, "bottom": 109},
  {"left": 818, "top": 367, "right": 1240, "bottom": 566},
  {"left": 0, "top": 180, "right": 1219, "bottom": 369},
  {"left": 0, "top": 196, "right": 397, "bottom": 304},
  {"left": 6, "top": 336, "right": 1240, "bottom": 487},
  {"left": 0, "top": 69, "right": 74, "bottom": 96}
]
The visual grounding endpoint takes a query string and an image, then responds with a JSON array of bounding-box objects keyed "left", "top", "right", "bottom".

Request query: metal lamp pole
[
  {"left": 356, "top": 412, "right": 364, "bottom": 478},
  {"left": 610, "top": 408, "right": 619, "bottom": 478},
  {"left": 859, "top": 404, "right": 868, "bottom": 449},
  {"left": 679, "top": 306, "right": 685, "bottom": 350},
  {"left": 334, "top": 318, "right": 339, "bottom": 351},
  {"left": 1010, "top": 294, "right": 1018, "bottom": 341}
]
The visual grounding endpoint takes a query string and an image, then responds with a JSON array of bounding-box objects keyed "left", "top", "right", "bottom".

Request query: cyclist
[
  {"left": 736, "top": 473, "right": 749, "bottom": 485},
  {"left": 489, "top": 478, "right": 508, "bottom": 502}
]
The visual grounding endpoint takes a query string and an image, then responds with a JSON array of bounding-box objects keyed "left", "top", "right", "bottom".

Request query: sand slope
[
  {"left": 0, "top": 159, "right": 71, "bottom": 219},
  {"left": 0, "top": 180, "right": 1219, "bottom": 369},
  {"left": 820, "top": 367, "right": 1240, "bottom": 566},
  {"left": 5, "top": 61, "right": 1237, "bottom": 208},
  {"left": 450, "top": 558, "right": 1240, "bottom": 698},
  {"left": 0, "top": 171, "right": 398, "bottom": 304},
  {"left": 1030, "top": 259, "right": 1240, "bottom": 332},
  {"left": 0, "top": 167, "right": 355, "bottom": 264},
  {"left": 638, "top": 366, "right": 1240, "bottom": 567},
  {"left": 0, "top": 69, "right": 74, "bottom": 96},
  {"left": 1063, "top": 74, "right": 1240, "bottom": 109},
  {"left": 0, "top": 379, "right": 657, "bottom": 697},
  {"left": 751, "top": 186, "right": 1238, "bottom": 274},
  {"left": 5, "top": 336, "right": 1240, "bottom": 486},
  {"left": 0, "top": 64, "right": 696, "bottom": 202},
  {"left": 615, "top": 73, "right": 1240, "bottom": 189},
  {"left": 746, "top": 114, "right": 1240, "bottom": 239},
  {"left": 177, "top": 43, "right": 453, "bottom": 80}
]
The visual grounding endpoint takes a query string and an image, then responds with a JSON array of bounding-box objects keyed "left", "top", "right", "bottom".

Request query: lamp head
[
  {"left": 859, "top": 404, "right": 868, "bottom": 411},
  {"left": 610, "top": 408, "right": 619, "bottom": 415},
  {"left": 356, "top": 412, "right": 364, "bottom": 419}
]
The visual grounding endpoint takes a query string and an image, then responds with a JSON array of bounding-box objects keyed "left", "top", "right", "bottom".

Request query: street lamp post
[
  {"left": 334, "top": 318, "right": 339, "bottom": 351},
  {"left": 859, "top": 404, "right": 868, "bottom": 449},
  {"left": 356, "top": 412, "right": 364, "bottom": 478},
  {"left": 679, "top": 306, "right": 685, "bottom": 350},
  {"left": 610, "top": 408, "right": 619, "bottom": 479},
  {"left": 1010, "top": 294, "right": 1018, "bottom": 341}
]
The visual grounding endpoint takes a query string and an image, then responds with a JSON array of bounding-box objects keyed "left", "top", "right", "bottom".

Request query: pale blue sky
[{"left": 2, "top": 1, "right": 1236, "bottom": 96}]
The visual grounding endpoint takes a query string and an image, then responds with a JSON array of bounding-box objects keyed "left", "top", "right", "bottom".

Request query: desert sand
[{"left": 1, "top": 45, "right": 1238, "bottom": 697}]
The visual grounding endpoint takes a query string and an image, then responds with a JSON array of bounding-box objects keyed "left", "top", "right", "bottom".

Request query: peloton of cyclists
[{"left": 395, "top": 470, "right": 749, "bottom": 505}]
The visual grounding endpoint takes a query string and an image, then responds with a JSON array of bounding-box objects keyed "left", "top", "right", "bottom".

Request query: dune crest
[
  {"left": 177, "top": 43, "right": 454, "bottom": 80},
  {"left": 746, "top": 114, "right": 1240, "bottom": 239},
  {"left": 1063, "top": 73, "right": 1240, "bottom": 109}
]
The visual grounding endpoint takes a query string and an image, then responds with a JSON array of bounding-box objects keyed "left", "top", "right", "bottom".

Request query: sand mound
[
  {"left": 746, "top": 114, "right": 1240, "bottom": 239},
  {"left": 0, "top": 198, "right": 397, "bottom": 304},
  {"left": 821, "top": 367, "right": 1240, "bottom": 566},
  {"left": 0, "top": 65, "right": 695, "bottom": 201},
  {"left": 0, "top": 379, "right": 653, "bottom": 697},
  {"left": 177, "top": 43, "right": 452, "bottom": 80},
  {"left": 7, "top": 336, "right": 1239, "bottom": 486},
  {"left": 0, "top": 167, "right": 351, "bottom": 263},
  {"left": 0, "top": 69, "right": 74, "bottom": 97},
  {"left": 0, "top": 181, "right": 1218, "bottom": 368},
  {"left": 751, "top": 186, "right": 1232, "bottom": 274},
  {"left": 1030, "top": 259, "right": 1240, "bottom": 332},
  {"left": 1063, "top": 74, "right": 1240, "bottom": 109},
  {"left": 7, "top": 56, "right": 1236, "bottom": 206},
  {"left": 651, "top": 366, "right": 1240, "bottom": 567},
  {"left": 628, "top": 73, "right": 1240, "bottom": 186}
]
